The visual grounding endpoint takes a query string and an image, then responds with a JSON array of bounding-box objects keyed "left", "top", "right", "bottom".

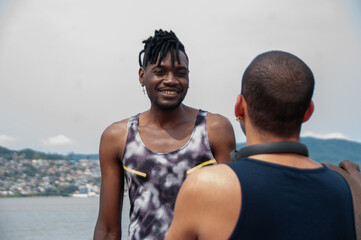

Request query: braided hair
[{"left": 139, "top": 29, "right": 187, "bottom": 68}]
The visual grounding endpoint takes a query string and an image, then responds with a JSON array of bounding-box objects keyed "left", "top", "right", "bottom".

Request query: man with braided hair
[{"left": 93, "top": 29, "right": 235, "bottom": 240}]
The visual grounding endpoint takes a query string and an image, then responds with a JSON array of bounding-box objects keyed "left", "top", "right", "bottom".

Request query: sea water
[{"left": 0, "top": 196, "right": 130, "bottom": 240}]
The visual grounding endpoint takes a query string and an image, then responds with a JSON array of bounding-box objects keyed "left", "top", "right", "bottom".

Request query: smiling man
[{"left": 93, "top": 29, "right": 235, "bottom": 240}]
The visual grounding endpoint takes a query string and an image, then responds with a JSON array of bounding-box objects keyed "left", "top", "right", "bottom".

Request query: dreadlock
[{"left": 139, "top": 29, "right": 187, "bottom": 68}]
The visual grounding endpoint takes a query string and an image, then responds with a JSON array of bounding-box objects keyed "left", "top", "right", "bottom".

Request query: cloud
[
  {"left": 0, "top": 134, "right": 18, "bottom": 145},
  {"left": 42, "top": 134, "right": 75, "bottom": 146},
  {"left": 301, "top": 131, "right": 353, "bottom": 141}
]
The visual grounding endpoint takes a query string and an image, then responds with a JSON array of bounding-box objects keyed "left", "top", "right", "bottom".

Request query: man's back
[
  {"left": 166, "top": 158, "right": 356, "bottom": 240},
  {"left": 227, "top": 158, "right": 356, "bottom": 240},
  {"left": 165, "top": 50, "right": 358, "bottom": 240}
]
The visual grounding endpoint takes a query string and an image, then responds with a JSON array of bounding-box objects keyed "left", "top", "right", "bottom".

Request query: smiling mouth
[
  {"left": 158, "top": 88, "right": 180, "bottom": 95},
  {"left": 160, "top": 90, "right": 177, "bottom": 95}
]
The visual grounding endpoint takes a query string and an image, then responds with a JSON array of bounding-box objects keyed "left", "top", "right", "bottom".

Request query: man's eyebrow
[{"left": 174, "top": 66, "right": 189, "bottom": 70}]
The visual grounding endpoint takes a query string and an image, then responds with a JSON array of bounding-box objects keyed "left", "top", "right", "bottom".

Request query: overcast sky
[{"left": 0, "top": 0, "right": 360, "bottom": 154}]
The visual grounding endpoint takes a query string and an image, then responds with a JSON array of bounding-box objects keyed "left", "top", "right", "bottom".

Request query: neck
[
  {"left": 144, "top": 104, "right": 190, "bottom": 127},
  {"left": 244, "top": 121, "right": 300, "bottom": 146},
  {"left": 246, "top": 134, "right": 300, "bottom": 147}
]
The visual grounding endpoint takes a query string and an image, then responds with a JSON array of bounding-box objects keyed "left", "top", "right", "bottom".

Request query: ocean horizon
[{"left": 0, "top": 196, "right": 130, "bottom": 240}]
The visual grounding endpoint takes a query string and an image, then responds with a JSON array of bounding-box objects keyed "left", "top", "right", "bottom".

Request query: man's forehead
[{"left": 153, "top": 51, "right": 188, "bottom": 67}]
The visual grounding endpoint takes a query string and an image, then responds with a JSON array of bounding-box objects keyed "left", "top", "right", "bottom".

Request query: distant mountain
[
  {"left": 0, "top": 146, "right": 98, "bottom": 161},
  {"left": 236, "top": 137, "right": 361, "bottom": 166},
  {"left": 0, "top": 146, "right": 66, "bottom": 160},
  {"left": 1, "top": 137, "right": 361, "bottom": 166},
  {"left": 301, "top": 137, "right": 361, "bottom": 165}
]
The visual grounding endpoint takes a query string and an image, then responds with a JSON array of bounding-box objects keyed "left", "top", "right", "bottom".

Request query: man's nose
[{"left": 163, "top": 72, "right": 177, "bottom": 84}]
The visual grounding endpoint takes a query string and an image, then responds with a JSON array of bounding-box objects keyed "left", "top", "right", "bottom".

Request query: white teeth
[{"left": 161, "top": 90, "right": 177, "bottom": 94}]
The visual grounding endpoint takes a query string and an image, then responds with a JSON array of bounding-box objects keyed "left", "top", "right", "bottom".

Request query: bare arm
[
  {"left": 207, "top": 113, "right": 236, "bottom": 163},
  {"left": 93, "top": 121, "right": 127, "bottom": 240},
  {"left": 324, "top": 160, "right": 361, "bottom": 240},
  {"left": 339, "top": 160, "right": 361, "bottom": 186}
]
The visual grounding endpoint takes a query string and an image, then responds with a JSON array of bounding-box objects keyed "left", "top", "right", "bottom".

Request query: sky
[{"left": 0, "top": 0, "right": 360, "bottom": 154}]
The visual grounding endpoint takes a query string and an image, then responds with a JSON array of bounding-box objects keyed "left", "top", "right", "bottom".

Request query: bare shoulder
[
  {"left": 101, "top": 119, "right": 128, "bottom": 140},
  {"left": 187, "top": 164, "right": 238, "bottom": 191},
  {"left": 177, "top": 164, "right": 240, "bottom": 209},
  {"left": 206, "top": 112, "right": 235, "bottom": 139},
  {"left": 170, "top": 164, "right": 241, "bottom": 239},
  {"left": 206, "top": 112, "right": 233, "bottom": 128},
  {"left": 175, "top": 163, "right": 240, "bottom": 218},
  {"left": 205, "top": 112, "right": 236, "bottom": 163},
  {"left": 99, "top": 118, "right": 129, "bottom": 161}
]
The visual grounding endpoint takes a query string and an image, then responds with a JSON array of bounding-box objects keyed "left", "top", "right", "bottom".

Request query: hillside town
[{"left": 0, "top": 156, "right": 101, "bottom": 197}]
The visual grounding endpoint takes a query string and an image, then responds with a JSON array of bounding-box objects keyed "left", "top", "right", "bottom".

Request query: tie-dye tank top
[{"left": 122, "top": 109, "right": 215, "bottom": 240}]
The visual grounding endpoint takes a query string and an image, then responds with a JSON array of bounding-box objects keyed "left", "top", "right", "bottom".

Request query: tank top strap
[
  {"left": 123, "top": 114, "right": 142, "bottom": 156},
  {"left": 127, "top": 113, "right": 140, "bottom": 131},
  {"left": 190, "top": 109, "right": 209, "bottom": 146},
  {"left": 194, "top": 109, "right": 207, "bottom": 126}
]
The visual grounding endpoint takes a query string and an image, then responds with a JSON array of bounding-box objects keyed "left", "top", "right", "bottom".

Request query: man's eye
[
  {"left": 176, "top": 71, "right": 188, "bottom": 77},
  {"left": 154, "top": 71, "right": 165, "bottom": 76}
]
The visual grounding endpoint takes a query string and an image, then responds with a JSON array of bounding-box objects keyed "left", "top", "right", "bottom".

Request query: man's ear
[
  {"left": 139, "top": 67, "right": 145, "bottom": 85},
  {"left": 235, "top": 94, "right": 245, "bottom": 118},
  {"left": 302, "top": 100, "right": 314, "bottom": 123}
]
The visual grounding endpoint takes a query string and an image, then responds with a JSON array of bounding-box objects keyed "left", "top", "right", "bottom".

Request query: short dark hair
[
  {"left": 139, "top": 29, "right": 187, "bottom": 68},
  {"left": 241, "top": 50, "right": 314, "bottom": 137}
]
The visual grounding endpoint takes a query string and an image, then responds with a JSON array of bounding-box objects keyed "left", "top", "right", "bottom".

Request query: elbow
[{"left": 93, "top": 224, "right": 121, "bottom": 240}]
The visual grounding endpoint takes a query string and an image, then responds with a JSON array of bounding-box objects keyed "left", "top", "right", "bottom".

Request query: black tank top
[{"left": 227, "top": 158, "right": 356, "bottom": 240}]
